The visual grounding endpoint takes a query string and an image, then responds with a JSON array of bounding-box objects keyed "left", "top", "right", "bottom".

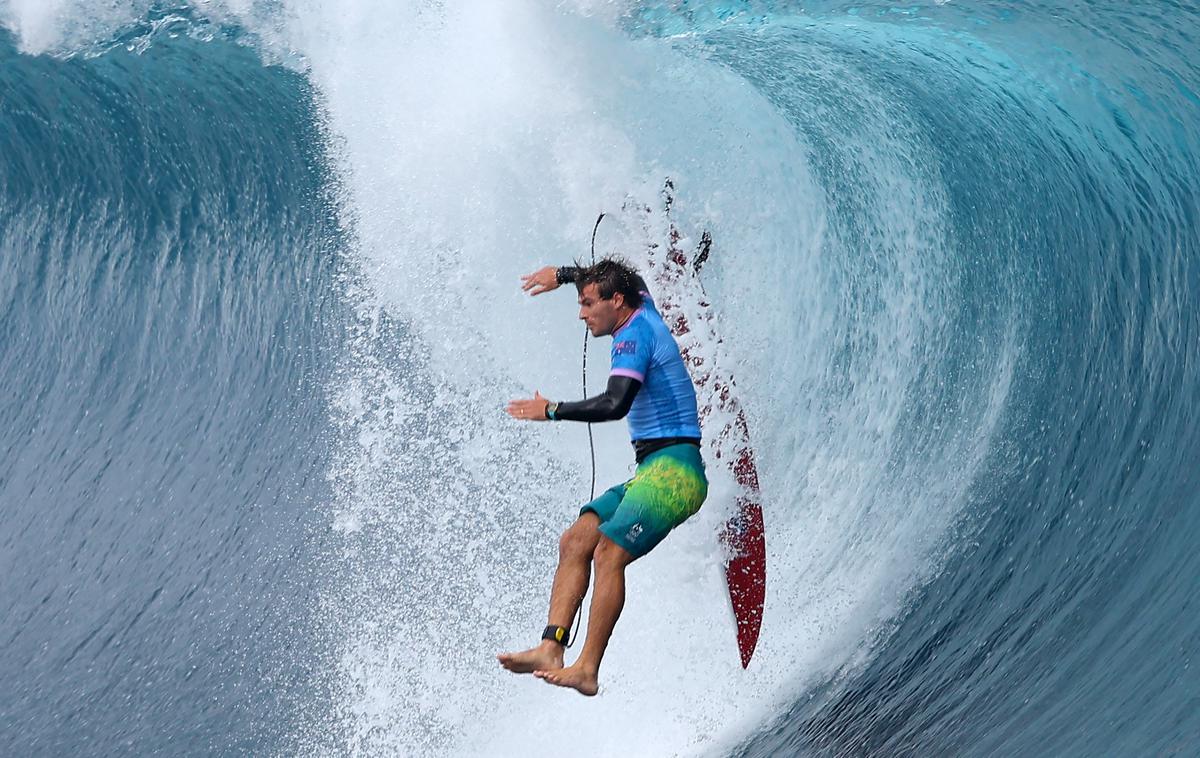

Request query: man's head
[{"left": 574, "top": 258, "right": 644, "bottom": 337}]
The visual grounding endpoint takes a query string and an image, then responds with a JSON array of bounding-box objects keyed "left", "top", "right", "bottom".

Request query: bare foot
[
  {"left": 497, "top": 641, "right": 563, "bottom": 674},
  {"left": 533, "top": 664, "right": 599, "bottom": 696}
]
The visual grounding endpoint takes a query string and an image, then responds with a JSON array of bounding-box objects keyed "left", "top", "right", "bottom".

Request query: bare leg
[
  {"left": 536, "top": 537, "right": 634, "bottom": 696},
  {"left": 545, "top": 513, "right": 601, "bottom": 627},
  {"left": 497, "top": 513, "right": 602, "bottom": 674}
]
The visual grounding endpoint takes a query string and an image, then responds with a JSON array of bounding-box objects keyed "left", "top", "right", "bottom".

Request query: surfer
[{"left": 498, "top": 258, "right": 708, "bottom": 696}]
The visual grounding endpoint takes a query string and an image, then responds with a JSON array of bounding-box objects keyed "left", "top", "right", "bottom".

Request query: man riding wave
[{"left": 498, "top": 258, "right": 708, "bottom": 696}]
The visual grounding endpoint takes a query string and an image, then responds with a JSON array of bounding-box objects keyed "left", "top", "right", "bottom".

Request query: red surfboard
[{"left": 632, "top": 181, "right": 766, "bottom": 668}]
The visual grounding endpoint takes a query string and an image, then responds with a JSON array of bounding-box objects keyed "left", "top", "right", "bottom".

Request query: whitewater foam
[
  {"left": 0, "top": 2, "right": 1018, "bottom": 754},
  {"left": 294, "top": 3, "right": 1015, "bottom": 755}
]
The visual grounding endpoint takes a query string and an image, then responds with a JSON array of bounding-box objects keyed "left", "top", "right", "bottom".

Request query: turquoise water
[{"left": 1, "top": 2, "right": 1198, "bottom": 755}]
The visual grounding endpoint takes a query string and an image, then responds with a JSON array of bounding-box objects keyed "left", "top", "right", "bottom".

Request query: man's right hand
[{"left": 520, "top": 266, "right": 560, "bottom": 296}]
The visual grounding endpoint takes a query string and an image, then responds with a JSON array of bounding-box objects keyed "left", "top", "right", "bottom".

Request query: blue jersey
[{"left": 609, "top": 296, "right": 702, "bottom": 441}]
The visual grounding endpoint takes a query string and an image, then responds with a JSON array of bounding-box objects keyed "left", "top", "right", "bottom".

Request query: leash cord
[
  {"left": 565, "top": 211, "right": 605, "bottom": 649},
  {"left": 584, "top": 212, "right": 603, "bottom": 502}
]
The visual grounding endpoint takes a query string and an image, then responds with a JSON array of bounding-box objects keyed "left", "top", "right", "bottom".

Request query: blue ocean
[{"left": 2, "top": 1, "right": 1197, "bottom": 755}]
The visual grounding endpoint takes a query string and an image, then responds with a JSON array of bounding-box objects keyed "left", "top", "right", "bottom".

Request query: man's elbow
[
  {"left": 607, "top": 401, "right": 634, "bottom": 421},
  {"left": 593, "top": 397, "right": 630, "bottom": 422}
]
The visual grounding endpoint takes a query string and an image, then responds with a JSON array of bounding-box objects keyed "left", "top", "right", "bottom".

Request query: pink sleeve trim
[{"left": 611, "top": 368, "right": 645, "bottom": 382}]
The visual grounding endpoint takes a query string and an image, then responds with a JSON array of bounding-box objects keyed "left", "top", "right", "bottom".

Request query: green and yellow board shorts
[{"left": 580, "top": 443, "right": 708, "bottom": 559}]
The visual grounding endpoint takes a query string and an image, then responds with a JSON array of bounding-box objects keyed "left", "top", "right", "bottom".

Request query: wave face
[
  {"left": 2, "top": 1, "right": 1199, "bottom": 756},
  {"left": 0, "top": 20, "right": 345, "bottom": 756},
  {"left": 662, "top": 4, "right": 1200, "bottom": 756}
]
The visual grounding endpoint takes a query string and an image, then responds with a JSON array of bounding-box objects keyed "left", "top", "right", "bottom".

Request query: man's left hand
[{"left": 507, "top": 391, "right": 551, "bottom": 421}]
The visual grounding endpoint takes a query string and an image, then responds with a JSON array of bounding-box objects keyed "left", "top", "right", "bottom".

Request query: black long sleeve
[
  {"left": 555, "top": 266, "right": 582, "bottom": 285},
  {"left": 555, "top": 375, "right": 642, "bottom": 422}
]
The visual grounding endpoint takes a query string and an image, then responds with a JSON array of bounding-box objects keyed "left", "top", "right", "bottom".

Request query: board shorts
[{"left": 580, "top": 443, "right": 708, "bottom": 559}]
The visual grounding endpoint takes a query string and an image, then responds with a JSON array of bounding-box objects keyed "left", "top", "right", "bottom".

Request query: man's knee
[
  {"left": 559, "top": 513, "right": 601, "bottom": 560},
  {"left": 592, "top": 536, "right": 633, "bottom": 571}
]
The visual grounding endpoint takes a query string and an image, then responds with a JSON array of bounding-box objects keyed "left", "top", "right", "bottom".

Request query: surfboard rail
[{"left": 633, "top": 180, "right": 767, "bottom": 668}]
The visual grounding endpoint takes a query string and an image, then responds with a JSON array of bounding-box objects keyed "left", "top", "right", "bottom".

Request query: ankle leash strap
[{"left": 542, "top": 625, "right": 570, "bottom": 645}]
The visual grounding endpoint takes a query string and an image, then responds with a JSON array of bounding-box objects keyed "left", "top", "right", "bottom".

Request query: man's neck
[{"left": 612, "top": 307, "right": 637, "bottom": 336}]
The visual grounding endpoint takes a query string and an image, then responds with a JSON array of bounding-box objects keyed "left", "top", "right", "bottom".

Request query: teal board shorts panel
[{"left": 580, "top": 443, "right": 708, "bottom": 559}]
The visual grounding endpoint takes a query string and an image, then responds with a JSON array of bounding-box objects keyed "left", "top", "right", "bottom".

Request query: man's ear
[{"left": 611, "top": 291, "right": 625, "bottom": 309}]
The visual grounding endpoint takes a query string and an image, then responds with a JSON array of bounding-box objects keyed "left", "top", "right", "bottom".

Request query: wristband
[{"left": 546, "top": 401, "right": 560, "bottom": 420}]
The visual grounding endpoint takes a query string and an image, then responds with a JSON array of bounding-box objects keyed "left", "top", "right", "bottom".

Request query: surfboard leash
[
  {"left": 565, "top": 211, "right": 606, "bottom": 649},
  {"left": 584, "top": 211, "right": 604, "bottom": 502}
]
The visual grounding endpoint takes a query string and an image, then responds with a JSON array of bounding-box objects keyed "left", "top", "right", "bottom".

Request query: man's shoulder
[{"left": 639, "top": 305, "right": 675, "bottom": 342}]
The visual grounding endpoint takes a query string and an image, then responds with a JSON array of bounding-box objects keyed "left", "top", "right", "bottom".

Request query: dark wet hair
[{"left": 574, "top": 258, "right": 644, "bottom": 309}]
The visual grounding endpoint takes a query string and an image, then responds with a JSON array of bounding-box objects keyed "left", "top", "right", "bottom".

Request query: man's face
[{"left": 578, "top": 283, "right": 625, "bottom": 337}]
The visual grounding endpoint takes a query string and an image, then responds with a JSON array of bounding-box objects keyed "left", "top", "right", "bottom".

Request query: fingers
[
  {"left": 505, "top": 398, "right": 539, "bottom": 420},
  {"left": 520, "top": 267, "right": 558, "bottom": 296},
  {"left": 506, "top": 393, "right": 548, "bottom": 421}
]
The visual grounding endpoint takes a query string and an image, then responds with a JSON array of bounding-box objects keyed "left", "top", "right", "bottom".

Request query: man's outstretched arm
[
  {"left": 520, "top": 266, "right": 576, "bottom": 296},
  {"left": 555, "top": 375, "right": 640, "bottom": 421},
  {"left": 506, "top": 375, "right": 642, "bottom": 422},
  {"left": 520, "top": 265, "right": 648, "bottom": 297}
]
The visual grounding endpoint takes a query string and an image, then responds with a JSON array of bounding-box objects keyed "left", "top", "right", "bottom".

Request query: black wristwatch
[{"left": 546, "top": 401, "right": 560, "bottom": 420}]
